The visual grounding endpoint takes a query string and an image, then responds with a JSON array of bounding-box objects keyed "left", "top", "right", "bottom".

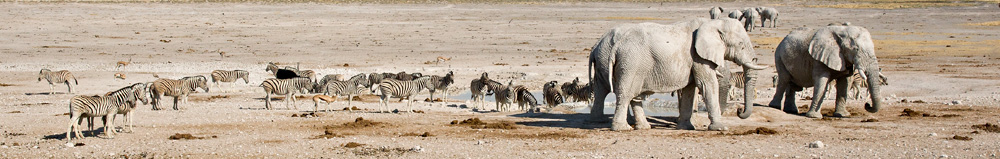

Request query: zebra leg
[
  {"left": 103, "top": 113, "right": 115, "bottom": 138},
  {"left": 66, "top": 82, "right": 73, "bottom": 94},
  {"left": 348, "top": 94, "right": 353, "bottom": 109},
  {"left": 67, "top": 112, "right": 82, "bottom": 140},
  {"left": 49, "top": 84, "right": 55, "bottom": 95},
  {"left": 285, "top": 94, "right": 292, "bottom": 110},
  {"left": 172, "top": 97, "right": 180, "bottom": 110},
  {"left": 125, "top": 112, "right": 133, "bottom": 133},
  {"left": 265, "top": 93, "right": 272, "bottom": 110}
]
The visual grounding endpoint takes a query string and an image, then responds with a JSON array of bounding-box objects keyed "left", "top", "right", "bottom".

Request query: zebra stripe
[
  {"left": 425, "top": 71, "right": 454, "bottom": 103},
  {"left": 561, "top": 77, "right": 593, "bottom": 104},
  {"left": 318, "top": 74, "right": 369, "bottom": 107},
  {"left": 849, "top": 71, "right": 888, "bottom": 100},
  {"left": 318, "top": 74, "right": 345, "bottom": 86},
  {"left": 150, "top": 76, "right": 209, "bottom": 110},
  {"left": 377, "top": 77, "right": 432, "bottom": 113},
  {"left": 510, "top": 84, "right": 537, "bottom": 111},
  {"left": 38, "top": 69, "right": 78, "bottom": 94},
  {"left": 469, "top": 73, "right": 489, "bottom": 109},
  {"left": 260, "top": 77, "right": 315, "bottom": 110},
  {"left": 484, "top": 79, "right": 513, "bottom": 112},
  {"left": 211, "top": 70, "right": 249, "bottom": 92},
  {"left": 543, "top": 81, "right": 564, "bottom": 107},
  {"left": 727, "top": 71, "right": 757, "bottom": 100},
  {"left": 66, "top": 83, "right": 146, "bottom": 140}
]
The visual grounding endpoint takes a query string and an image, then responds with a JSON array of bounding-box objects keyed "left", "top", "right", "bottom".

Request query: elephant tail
[{"left": 590, "top": 32, "right": 615, "bottom": 93}]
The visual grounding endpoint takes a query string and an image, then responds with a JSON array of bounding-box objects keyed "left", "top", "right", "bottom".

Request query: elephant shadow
[{"left": 510, "top": 113, "right": 679, "bottom": 130}]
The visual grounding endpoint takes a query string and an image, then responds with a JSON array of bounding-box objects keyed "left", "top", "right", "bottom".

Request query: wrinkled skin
[
  {"left": 769, "top": 25, "right": 884, "bottom": 118},
  {"left": 588, "top": 18, "right": 767, "bottom": 131}
]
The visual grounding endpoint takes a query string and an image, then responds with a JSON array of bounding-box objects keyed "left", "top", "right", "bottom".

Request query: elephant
[
  {"left": 758, "top": 7, "right": 778, "bottom": 28},
  {"left": 768, "top": 24, "right": 884, "bottom": 118},
  {"left": 709, "top": 7, "right": 724, "bottom": 19},
  {"left": 742, "top": 8, "right": 759, "bottom": 32},
  {"left": 728, "top": 10, "right": 743, "bottom": 20},
  {"left": 588, "top": 18, "right": 767, "bottom": 131}
]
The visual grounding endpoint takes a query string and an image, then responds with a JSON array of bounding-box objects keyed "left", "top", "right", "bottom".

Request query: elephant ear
[
  {"left": 694, "top": 22, "right": 727, "bottom": 68},
  {"left": 808, "top": 28, "right": 848, "bottom": 71}
]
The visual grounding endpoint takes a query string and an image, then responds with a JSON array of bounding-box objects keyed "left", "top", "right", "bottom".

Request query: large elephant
[
  {"left": 768, "top": 24, "right": 883, "bottom": 118},
  {"left": 588, "top": 18, "right": 767, "bottom": 131}
]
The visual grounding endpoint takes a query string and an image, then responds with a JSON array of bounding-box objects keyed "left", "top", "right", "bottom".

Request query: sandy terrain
[{"left": 2, "top": 1, "right": 1000, "bottom": 158}]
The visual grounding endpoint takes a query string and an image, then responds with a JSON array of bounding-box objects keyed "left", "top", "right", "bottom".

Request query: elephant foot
[
  {"left": 676, "top": 121, "right": 696, "bottom": 130},
  {"left": 634, "top": 122, "right": 651, "bottom": 130},
  {"left": 767, "top": 103, "right": 781, "bottom": 110},
  {"left": 611, "top": 122, "right": 633, "bottom": 131},
  {"left": 833, "top": 111, "right": 851, "bottom": 118},
  {"left": 707, "top": 123, "right": 729, "bottom": 131},
  {"left": 806, "top": 111, "right": 823, "bottom": 118}
]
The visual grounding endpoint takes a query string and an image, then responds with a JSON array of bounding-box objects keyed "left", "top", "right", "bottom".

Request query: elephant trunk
[
  {"left": 737, "top": 66, "right": 757, "bottom": 119},
  {"left": 864, "top": 68, "right": 882, "bottom": 113}
]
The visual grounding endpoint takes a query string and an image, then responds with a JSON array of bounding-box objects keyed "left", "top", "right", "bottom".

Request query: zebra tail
[{"left": 73, "top": 77, "right": 78, "bottom": 85}]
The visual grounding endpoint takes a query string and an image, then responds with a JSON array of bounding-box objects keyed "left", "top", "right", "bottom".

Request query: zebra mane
[{"left": 39, "top": 68, "right": 51, "bottom": 73}]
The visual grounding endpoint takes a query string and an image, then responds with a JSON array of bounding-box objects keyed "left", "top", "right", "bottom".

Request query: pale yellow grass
[
  {"left": 965, "top": 21, "right": 1000, "bottom": 26},
  {"left": 875, "top": 39, "right": 1000, "bottom": 57},
  {"left": 806, "top": 0, "right": 989, "bottom": 9}
]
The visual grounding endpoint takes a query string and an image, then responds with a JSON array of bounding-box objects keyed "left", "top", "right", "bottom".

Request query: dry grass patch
[
  {"left": 875, "top": 39, "right": 1000, "bottom": 56},
  {"left": 966, "top": 21, "right": 1000, "bottom": 26},
  {"left": 806, "top": 0, "right": 979, "bottom": 9}
]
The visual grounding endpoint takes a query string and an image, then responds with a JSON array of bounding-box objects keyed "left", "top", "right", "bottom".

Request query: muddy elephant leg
[
  {"left": 697, "top": 70, "right": 726, "bottom": 131},
  {"left": 587, "top": 80, "right": 611, "bottom": 123},
  {"left": 611, "top": 93, "right": 634, "bottom": 131},
  {"left": 676, "top": 86, "right": 697, "bottom": 130},
  {"left": 631, "top": 93, "right": 652, "bottom": 130},
  {"left": 807, "top": 73, "right": 832, "bottom": 118},
  {"left": 833, "top": 77, "right": 851, "bottom": 117},
  {"left": 718, "top": 67, "right": 732, "bottom": 112}
]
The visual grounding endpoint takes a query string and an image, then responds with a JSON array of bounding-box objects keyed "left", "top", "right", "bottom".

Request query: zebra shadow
[
  {"left": 510, "top": 113, "right": 679, "bottom": 130},
  {"left": 251, "top": 97, "right": 290, "bottom": 101},
  {"left": 42, "top": 129, "right": 109, "bottom": 140},
  {"left": 25, "top": 92, "right": 66, "bottom": 96}
]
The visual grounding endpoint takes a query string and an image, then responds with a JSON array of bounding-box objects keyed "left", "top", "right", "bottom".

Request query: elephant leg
[
  {"left": 611, "top": 93, "right": 634, "bottom": 131},
  {"left": 833, "top": 77, "right": 851, "bottom": 117},
  {"left": 806, "top": 74, "right": 832, "bottom": 118},
  {"left": 676, "top": 86, "right": 697, "bottom": 130},
  {"left": 588, "top": 81, "right": 611, "bottom": 123},
  {"left": 696, "top": 69, "right": 726, "bottom": 131},
  {"left": 631, "top": 93, "right": 652, "bottom": 130},
  {"left": 784, "top": 85, "right": 799, "bottom": 114}
]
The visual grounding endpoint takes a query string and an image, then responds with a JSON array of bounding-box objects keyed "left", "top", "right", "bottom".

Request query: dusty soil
[{"left": 2, "top": 1, "right": 1000, "bottom": 158}]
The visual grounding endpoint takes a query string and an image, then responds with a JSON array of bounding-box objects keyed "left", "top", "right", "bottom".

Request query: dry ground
[{"left": 1, "top": 1, "right": 1000, "bottom": 158}]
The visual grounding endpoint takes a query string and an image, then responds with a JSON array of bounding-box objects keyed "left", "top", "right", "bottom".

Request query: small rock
[
  {"left": 808, "top": 141, "right": 825, "bottom": 148},
  {"left": 64, "top": 143, "right": 75, "bottom": 148},
  {"left": 928, "top": 133, "right": 938, "bottom": 137},
  {"left": 410, "top": 146, "right": 424, "bottom": 152},
  {"left": 939, "top": 154, "right": 950, "bottom": 158},
  {"left": 476, "top": 140, "right": 486, "bottom": 145},
  {"left": 951, "top": 100, "right": 962, "bottom": 105}
]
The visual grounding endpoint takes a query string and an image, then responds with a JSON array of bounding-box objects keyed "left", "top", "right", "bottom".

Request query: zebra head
[
  {"left": 37, "top": 69, "right": 52, "bottom": 82},
  {"left": 132, "top": 83, "right": 150, "bottom": 105},
  {"left": 237, "top": 70, "right": 250, "bottom": 84}
]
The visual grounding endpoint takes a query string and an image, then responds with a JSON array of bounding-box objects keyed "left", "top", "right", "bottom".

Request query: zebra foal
[
  {"left": 38, "top": 69, "right": 78, "bottom": 94},
  {"left": 211, "top": 70, "right": 249, "bottom": 92}
]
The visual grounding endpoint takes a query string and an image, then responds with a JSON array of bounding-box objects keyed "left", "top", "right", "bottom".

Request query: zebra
[
  {"left": 469, "top": 73, "right": 489, "bottom": 109},
  {"left": 260, "top": 77, "right": 315, "bottom": 110},
  {"left": 542, "top": 81, "right": 564, "bottom": 107},
  {"left": 98, "top": 83, "right": 149, "bottom": 133},
  {"left": 210, "top": 70, "right": 249, "bottom": 93},
  {"left": 66, "top": 83, "right": 148, "bottom": 140},
  {"left": 266, "top": 62, "right": 280, "bottom": 74},
  {"left": 849, "top": 70, "right": 888, "bottom": 100},
  {"left": 424, "top": 71, "right": 454, "bottom": 103},
  {"left": 509, "top": 84, "right": 538, "bottom": 111},
  {"left": 377, "top": 77, "right": 432, "bottom": 113},
  {"left": 725, "top": 71, "right": 757, "bottom": 100},
  {"left": 484, "top": 79, "right": 513, "bottom": 112},
  {"left": 38, "top": 69, "right": 78, "bottom": 94},
  {"left": 150, "top": 76, "right": 209, "bottom": 110},
  {"left": 561, "top": 77, "right": 593, "bottom": 104},
  {"left": 318, "top": 73, "right": 370, "bottom": 108},
  {"left": 318, "top": 74, "right": 345, "bottom": 86},
  {"left": 266, "top": 62, "right": 316, "bottom": 81}
]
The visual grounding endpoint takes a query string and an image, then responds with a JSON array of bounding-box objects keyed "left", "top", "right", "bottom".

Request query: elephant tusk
[{"left": 744, "top": 63, "right": 768, "bottom": 70}]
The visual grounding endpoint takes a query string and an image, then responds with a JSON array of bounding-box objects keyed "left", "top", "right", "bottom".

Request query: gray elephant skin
[
  {"left": 588, "top": 18, "right": 767, "bottom": 131},
  {"left": 709, "top": 7, "right": 724, "bottom": 19},
  {"left": 742, "top": 8, "right": 759, "bottom": 32},
  {"left": 728, "top": 10, "right": 743, "bottom": 20},
  {"left": 758, "top": 7, "right": 778, "bottom": 28},
  {"left": 768, "top": 25, "right": 883, "bottom": 118}
]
